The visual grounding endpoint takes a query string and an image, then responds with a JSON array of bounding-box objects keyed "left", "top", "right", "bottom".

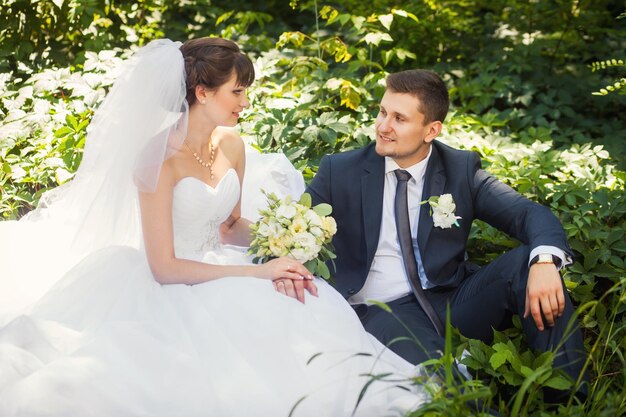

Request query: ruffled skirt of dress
[
  {"left": 0, "top": 151, "right": 428, "bottom": 416},
  {"left": 0, "top": 245, "right": 427, "bottom": 417}
]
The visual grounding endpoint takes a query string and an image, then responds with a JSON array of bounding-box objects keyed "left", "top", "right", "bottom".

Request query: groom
[{"left": 306, "top": 69, "right": 587, "bottom": 399}]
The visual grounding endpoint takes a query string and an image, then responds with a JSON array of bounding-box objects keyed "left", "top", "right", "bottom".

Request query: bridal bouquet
[{"left": 248, "top": 191, "right": 337, "bottom": 280}]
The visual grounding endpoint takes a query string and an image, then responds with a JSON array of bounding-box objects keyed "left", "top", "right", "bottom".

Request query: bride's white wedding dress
[{"left": 0, "top": 167, "right": 427, "bottom": 417}]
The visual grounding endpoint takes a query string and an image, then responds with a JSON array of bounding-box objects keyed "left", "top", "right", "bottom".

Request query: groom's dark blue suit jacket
[{"left": 306, "top": 140, "right": 572, "bottom": 299}]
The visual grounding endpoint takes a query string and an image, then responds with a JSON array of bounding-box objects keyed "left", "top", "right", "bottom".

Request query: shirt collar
[{"left": 384, "top": 145, "right": 433, "bottom": 182}]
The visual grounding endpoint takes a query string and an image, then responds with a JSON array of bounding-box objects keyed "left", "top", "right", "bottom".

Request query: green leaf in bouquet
[
  {"left": 298, "top": 192, "right": 312, "bottom": 208},
  {"left": 312, "top": 203, "right": 332, "bottom": 216},
  {"left": 316, "top": 258, "right": 330, "bottom": 280},
  {"left": 319, "top": 246, "right": 337, "bottom": 260},
  {"left": 304, "top": 259, "right": 316, "bottom": 272}
]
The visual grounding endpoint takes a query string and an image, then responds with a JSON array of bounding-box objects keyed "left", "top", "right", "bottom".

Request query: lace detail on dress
[
  {"left": 171, "top": 169, "right": 240, "bottom": 259},
  {"left": 173, "top": 221, "right": 221, "bottom": 257},
  {"left": 200, "top": 223, "right": 220, "bottom": 251}
]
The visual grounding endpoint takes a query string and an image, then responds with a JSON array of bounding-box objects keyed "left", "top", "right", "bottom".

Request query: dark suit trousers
[{"left": 357, "top": 245, "right": 588, "bottom": 394}]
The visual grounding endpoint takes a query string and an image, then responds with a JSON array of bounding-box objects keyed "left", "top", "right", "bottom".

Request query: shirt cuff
[{"left": 529, "top": 245, "right": 572, "bottom": 270}]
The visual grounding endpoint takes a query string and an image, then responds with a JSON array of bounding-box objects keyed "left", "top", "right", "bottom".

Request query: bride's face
[{"left": 199, "top": 73, "right": 250, "bottom": 127}]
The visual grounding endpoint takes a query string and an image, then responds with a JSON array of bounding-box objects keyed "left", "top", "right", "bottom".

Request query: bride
[{"left": 0, "top": 38, "right": 428, "bottom": 416}]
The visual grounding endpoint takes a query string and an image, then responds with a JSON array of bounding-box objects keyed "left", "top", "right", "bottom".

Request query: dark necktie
[{"left": 394, "top": 169, "right": 444, "bottom": 336}]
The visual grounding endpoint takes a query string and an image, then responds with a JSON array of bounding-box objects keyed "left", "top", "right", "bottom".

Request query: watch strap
[{"left": 530, "top": 254, "right": 562, "bottom": 268}]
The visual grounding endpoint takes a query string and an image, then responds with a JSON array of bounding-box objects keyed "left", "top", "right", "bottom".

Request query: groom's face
[{"left": 374, "top": 91, "right": 441, "bottom": 168}]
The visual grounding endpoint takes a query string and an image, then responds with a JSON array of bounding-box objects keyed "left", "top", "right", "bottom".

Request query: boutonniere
[{"left": 420, "top": 193, "right": 461, "bottom": 229}]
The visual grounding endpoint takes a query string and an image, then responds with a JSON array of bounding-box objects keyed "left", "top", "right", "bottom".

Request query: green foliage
[
  {"left": 590, "top": 59, "right": 626, "bottom": 96},
  {"left": 0, "top": 0, "right": 167, "bottom": 75},
  {"left": 589, "top": 12, "right": 626, "bottom": 96}
]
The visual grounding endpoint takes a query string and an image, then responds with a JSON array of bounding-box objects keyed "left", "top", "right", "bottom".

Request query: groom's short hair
[{"left": 386, "top": 70, "right": 449, "bottom": 124}]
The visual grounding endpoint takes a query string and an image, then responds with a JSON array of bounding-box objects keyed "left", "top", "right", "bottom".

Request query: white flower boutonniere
[{"left": 421, "top": 193, "right": 461, "bottom": 229}]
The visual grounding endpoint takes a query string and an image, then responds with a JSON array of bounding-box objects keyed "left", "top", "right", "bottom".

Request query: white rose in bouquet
[
  {"left": 276, "top": 203, "right": 297, "bottom": 220},
  {"left": 321, "top": 216, "right": 337, "bottom": 239}
]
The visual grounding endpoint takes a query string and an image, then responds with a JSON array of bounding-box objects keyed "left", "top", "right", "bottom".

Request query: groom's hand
[{"left": 524, "top": 264, "right": 565, "bottom": 331}]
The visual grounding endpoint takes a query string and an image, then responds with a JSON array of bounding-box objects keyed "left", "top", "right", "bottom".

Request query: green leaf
[
  {"left": 302, "top": 125, "right": 319, "bottom": 143},
  {"left": 303, "top": 259, "right": 316, "bottom": 272},
  {"left": 316, "top": 258, "right": 330, "bottom": 279},
  {"left": 319, "top": 129, "right": 337, "bottom": 145},
  {"left": 382, "top": 49, "right": 394, "bottom": 66},
  {"left": 368, "top": 300, "right": 392, "bottom": 313},
  {"left": 392, "top": 9, "right": 419, "bottom": 22},
  {"left": 611, "top": 239, "right": 626, "bottom": 253},
  {"left": 215, "top": 11, "right": 234, "bottom": 25},
  {"left": 66, "top": 114, "right": 78, "bottom": 130},
  {"left": 395, "top": 48, "right": 416, "bottom": 63},
  {"left": 298, "top": 192, "right": 312, "bottom": 208},
  {"left": 519, "top": 365, "right": 534, "bottom": 377},
  {"left": 544, "top": 375, "right": 573, "bottom": 390},
  {"left": 339, "top": 81, "right": 361, "bottom": 110},
  {"left": 337, "top": 13, "right": 350, "bottom": 25},
  {"left": 378, "top": 14, "right": 393, "bottom": 30},
  {"left": 490, "top": 351, "right": 508, "bottom": 370},
  {"left": 351, "top": 16, "right": 366, "bottom": 30},
  {"left": 589, "top": 264, "right": 619, "bottom": 278},
  {"left": 54, "top": 126, "right": 73, "bottom": 138},
  {"left": 312, "top": 203, "right": 332, "bottom": 216},
  {"left": 565, "top": 193, "right": 576, "bottom": 206},
  {"left": 362, "top": 32, "right": 393, "bottom": 46}
]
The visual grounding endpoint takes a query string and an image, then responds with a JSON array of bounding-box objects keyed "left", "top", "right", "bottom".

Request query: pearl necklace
[{"left": 185, "top": 141, "right": 216, "bottom": 180}]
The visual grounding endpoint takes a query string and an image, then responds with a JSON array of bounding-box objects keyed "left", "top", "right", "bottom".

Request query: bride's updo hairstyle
[{"left": 180, "top": 37, "right": 255, "bottom": 105}]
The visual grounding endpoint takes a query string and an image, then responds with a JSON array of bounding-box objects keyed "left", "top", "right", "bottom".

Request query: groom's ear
[{"left": 424, "top": 121, "right": 443, "bottom": 143}]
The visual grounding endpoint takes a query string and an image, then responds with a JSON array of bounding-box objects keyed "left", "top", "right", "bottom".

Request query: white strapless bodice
[{"left": 172, "top": 169, "right": 239, "bottom": 258}]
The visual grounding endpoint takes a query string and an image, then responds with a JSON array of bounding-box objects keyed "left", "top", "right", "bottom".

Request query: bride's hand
[
  {"left": 258, "top": 257, "right": 313, "bottom": 281},
  {"left": 258, "top": 257, "right": 318, "bottom": 303}
]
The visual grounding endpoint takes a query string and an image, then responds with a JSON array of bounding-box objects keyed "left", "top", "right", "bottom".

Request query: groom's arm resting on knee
[{"left": 471, "top": 154, "right": 571, "bottom": 332}]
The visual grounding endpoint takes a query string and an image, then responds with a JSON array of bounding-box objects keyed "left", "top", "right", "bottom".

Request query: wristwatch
[{"left": 529, "top": 253, "right": 562, "bottom": 269}]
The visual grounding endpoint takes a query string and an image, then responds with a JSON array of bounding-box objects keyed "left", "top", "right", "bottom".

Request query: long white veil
[
  {"left": 0, "top": 39, "right": 188, "bottom": 319},
  {"left": 26, "top": 39, "right": 189, "bottom": 250}
]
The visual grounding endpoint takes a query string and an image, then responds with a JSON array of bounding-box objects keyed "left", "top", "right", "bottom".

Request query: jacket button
[{"left": 347, "top": 288, "right": 356, "bottom": 295}]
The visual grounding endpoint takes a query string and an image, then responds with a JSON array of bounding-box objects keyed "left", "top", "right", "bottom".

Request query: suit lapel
[
  {"left": 418, "top": 143, "right": 446, "bottom": 251},
  {"left": 361, "top": 149, "right": 385, "bottom": 270}
]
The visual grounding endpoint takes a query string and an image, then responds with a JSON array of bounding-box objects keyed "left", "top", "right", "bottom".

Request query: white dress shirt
[
  {"left": 349, "top": 148, "right": 433, "bottom": 305},
  {"left": 348, "top": 146, "right": 569, "bottom": 305}
]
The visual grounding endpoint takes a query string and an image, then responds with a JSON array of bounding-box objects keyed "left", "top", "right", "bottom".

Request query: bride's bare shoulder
[
  {"left": 158, "top": 151, "right": 186, "bottom": 188},
  {"left": 213, "top": 127, "right": 245, "bottom": 159}
]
